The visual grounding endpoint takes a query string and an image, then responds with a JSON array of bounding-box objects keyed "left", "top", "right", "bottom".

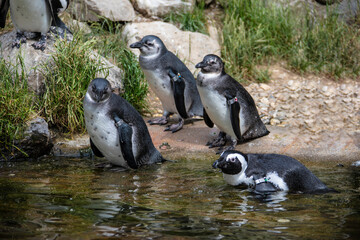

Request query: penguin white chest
[
  {"left": 10, "top": 0, "right": 52, "bottom": 33},
  {"left": 143, "top": 69, "right": 177, "bottom": 113},
  {"left": 84, "top": 101, "right": 127, "bottom": 167},
  {"left": 198, "top": 86, "right": 238, "bottom": 139}
]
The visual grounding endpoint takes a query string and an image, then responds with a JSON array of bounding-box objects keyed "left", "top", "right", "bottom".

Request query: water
[{"left": 0, "top": 155, "right": 359, "bottom": 239}]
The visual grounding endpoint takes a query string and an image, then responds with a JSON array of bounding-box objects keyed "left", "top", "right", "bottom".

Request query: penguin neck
[
  {"left": 197, "top": 71, "right": 222, "bottom": 87},
  {"left": 222, "top": 159, "right": 253, "bottom": 186}
]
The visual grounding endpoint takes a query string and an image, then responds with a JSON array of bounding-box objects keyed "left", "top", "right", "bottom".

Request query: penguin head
[
  {"left": 212, "top": 150, "right": 247, "bottom": 175},
  {"left": 195, "top": 54, "right": 224, "bottom": 74},
  {"left": 87, "top": 78, "right": 112, "bottom": 103},
  {"left": 130, "top": 35, "right": 167, "bottom": 57}
]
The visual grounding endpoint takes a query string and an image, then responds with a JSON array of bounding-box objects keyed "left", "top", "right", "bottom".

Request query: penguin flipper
[
  {"left": 114, "top": 115, "right": 138, "bottom": 169},
  {"left": 203, "top": 108, "right": 214, "bottom": 128},
  {"left": 0, "top": 0, "right": 9, "bottom": 28},
  {"left": 90, "top": 138, "right": 104, "bottom": 158},
  {"left": 47, "top": 0, "right": 72, "bottom": 34},
  {"left": 253, "top": 176, "right": 278, "bottom": 194},
  {"left": 169, "top": 69, "right": 188, "bottom": 119},
  {"left": 226, "top": 95, "right": 242, "bottom": 141}
]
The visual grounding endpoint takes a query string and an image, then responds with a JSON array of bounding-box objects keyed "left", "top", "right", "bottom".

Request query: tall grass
[
  {"left": 40, "top": 35, "right": 108, "bottom": 133},
  {"left": 90, "top": 19, "right": 149, "bottom": 112},
  {"left": 0, "top": 57, "right": 35, "bottom": 156},
  {"left": 164, "top": 0, "right": 207, "bottom": 34},
  {"left": 221, "top": 0, "right": 360, "bottom": 82}
]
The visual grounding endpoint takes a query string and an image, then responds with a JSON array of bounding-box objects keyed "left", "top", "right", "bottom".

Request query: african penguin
[
  {"left": 195, "top": 54, "right": 269, "bottom": 151},
  {"left": 130, "top": 35, "right": 203, "bottom": 133},
  {"left": 213, "top": 150, "right": 336, "bottom": 194},
  {"left": 83, "top": 78, "right": 166, "bottom": 169},
  {"left": 0, "top": 0, "right": 70, "bottom": 50}
]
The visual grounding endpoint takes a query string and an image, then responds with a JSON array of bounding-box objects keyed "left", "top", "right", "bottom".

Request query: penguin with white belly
[
  {"left": 195, "top": 54, "right": 269, "bottom": 151},
  {"left": 130, "top": 35, "right": 203, "bottom": 133},
  {"left": 83, "top": 78, "right": 166, "bottom": 169},
  {"left": 0, "top": 0, "right": 70, "bottom": 50},
  {"left": 213, "top": 150, "right": 336, "bottom": 194}
]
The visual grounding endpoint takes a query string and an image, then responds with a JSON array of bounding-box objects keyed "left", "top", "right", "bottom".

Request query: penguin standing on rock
[
  {"left": 130, "top": 35, "right": 203, "bottom": 133},
  {"left": 213, "top": 150, "right": 336, "bottom": 194},
  {"left": 195, "top": 54, "right": 269, "bottom": 151},
  {"left": 83, "top": 78, "right": 166, "bottom": 169},
  {"left": 0, "top": 0, "right": 71, "bottom": 50}
]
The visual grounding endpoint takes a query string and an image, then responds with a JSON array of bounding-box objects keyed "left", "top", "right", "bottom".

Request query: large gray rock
[
  {"left": 70, "top": 0, "right": 135, "bottom": 22},
  {"left": 133, "top": 0, "right": 194, "bottom": 17},
  {"left": 122, "top": 21, "right": 221, "bottom": 73},
  {"left": 0, "top": 30, "right": 123, "bottom": 95}
]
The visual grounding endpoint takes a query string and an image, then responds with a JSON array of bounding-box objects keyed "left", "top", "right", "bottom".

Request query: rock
[
  {"left": 18, "top": 117, "right": 53, "bottom": 159},
  {"left": 122, "top": 21, "right": 221, "bottom": 73},
  {"left": 351, "top": 161, "right": 360, "bottom": 167},
  {"left": 0, "top": 30, "right": 123, "bottom": 95},
  {"left": 134, "top": 0, "right": 194, "bottom": 18},
  {"left": 70, "top": 0, "right": 135, "bottom": 22},
  {"left": 68, "top": 20, "right": 92, "bottom": 34}
]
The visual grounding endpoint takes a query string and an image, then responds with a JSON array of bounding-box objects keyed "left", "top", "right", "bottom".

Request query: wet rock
[
  {"left": 16, "top": 117, "right": 53, "bottom": 159},
  {"left": 122, "top": 21, "right": 221, "bottom": 73}
]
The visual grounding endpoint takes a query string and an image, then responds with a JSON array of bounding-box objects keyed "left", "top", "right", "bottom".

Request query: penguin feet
[
  {"left": 164, "top": 118, "right": 184, "bottom": 133},
  {"left": 12, "top": 32, "right": 27, "bottom": 48},
  {"left": 207, "top": 131, "right": 227, "bottom": 148},
  {"left": 31, "top": 34, "right": 47, "bottom": 51},
  {"left": 148, "top": 116, "right": 168, "bottom": 125}
]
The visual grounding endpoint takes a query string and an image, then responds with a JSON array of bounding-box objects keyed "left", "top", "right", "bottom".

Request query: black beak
[
  {"left": 195, "top": 61, "right": 206, "bottom": 69},
  {"left": 130, "top": 41, "right": 142, "bottom": 48},
  {"left": 212, "top": 160, "right": 219, "bottom": 169}
]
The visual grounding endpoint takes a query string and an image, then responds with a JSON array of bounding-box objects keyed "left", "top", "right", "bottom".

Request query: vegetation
[
  {"left": 89, "top": 19, "right": 148, "bottom": 112},
  {"left": 221, "top": 0, "right": 360, "bottom": 82},
  {"left": 40, "top": 35, "right": 108, "bottom": 133},
  {"left": 0, "top": 57, "right": 35, "bottom": 156},
  {"left": 164, "top": 0, "right": 207, "bottom": 34}
]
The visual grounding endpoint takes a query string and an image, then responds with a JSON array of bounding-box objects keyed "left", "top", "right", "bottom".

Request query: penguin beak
[
  {"left": 212, "top": 160, "right": 219, "bottom": 169},
  {"left": 195, "top": 61, "right": 206, "bottom": 69},
  {"left": 130, "top": 41, "right": 143, "bottom": 49}
]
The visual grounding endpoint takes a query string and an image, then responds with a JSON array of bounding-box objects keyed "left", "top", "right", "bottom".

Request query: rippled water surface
[{"left": 0, "top": 155, "right": 359, "bottom": 239}]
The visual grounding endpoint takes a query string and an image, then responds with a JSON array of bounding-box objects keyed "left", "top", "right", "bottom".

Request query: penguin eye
[
  {"left": 104, "top": 87, "right": 108, "bottom": 92},
  {"left": 146, "top": 41, "right": 154, "bottom": 46},
  {"left": 92, "top": 85, "right": 96, "bottom": 92},
  {"left": 230, "top": 158, "right": 236, "bottom": 163}
]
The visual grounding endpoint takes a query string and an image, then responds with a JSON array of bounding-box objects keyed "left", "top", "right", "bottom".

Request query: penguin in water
[
  {"left": 83, "top": 78, "right": 166, "bottom": 169},
  {"left": 130, "top": 35, "right": 203, "bottom": 132},
  {"left": 213, "top": 150, "right": 336, "bottom": 194},
  {"left": 195, "top": 54, "right": 269, "bottom": 151},
  {"left": 0, "top": 0, "right": 70, "bottom": 50}
]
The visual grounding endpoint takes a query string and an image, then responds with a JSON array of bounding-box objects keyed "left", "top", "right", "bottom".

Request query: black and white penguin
[
  {"left": 130, "top": 35, "right": 203, "bottom": 133},
  {"left": 213, "top": 150, "right": 335, "bottom": 194},
  {"left": 83, "top": 78, "right": 166, "bottom": 169},
  {"left": 195, "top": 54, "right": 269, "bottom": 151},
  {"left": 0, "top": 0, "right": 70, "bottom": 50}
]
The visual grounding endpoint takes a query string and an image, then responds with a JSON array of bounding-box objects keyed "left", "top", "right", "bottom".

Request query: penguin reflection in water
[
  {"left": 195, "top": 54, "right": 269, "bottom": 151},
  {"left": 130, "top": 35, "right": 203, "bottom": 132},
  {"left": 0, "top": 0, "right": 71, "bottom": 50},
  {"left": 213, "top": 150, "right": 336, "bottom": 194},
  {"left": 83, "top": 78, "right": 166, "bottom": 169}
]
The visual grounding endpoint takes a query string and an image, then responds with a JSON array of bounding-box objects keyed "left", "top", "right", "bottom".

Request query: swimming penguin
[
  {"left": 213, "top": 150, "right": 336, "bottom": 194},
  {"left": 0, "top": 0, "right": 70, "bottom": 50},
  {"left": 130, "top": 35, "right": 203, "bottom": 132},
  {"left": 83, "top": 78, "right": 166, "bottom": 169},
  {"left": 195, "top": 54, "right": 269, "bottom": 151}
]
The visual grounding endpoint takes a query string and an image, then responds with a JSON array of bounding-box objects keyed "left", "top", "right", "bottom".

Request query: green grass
[
  {"left": 89, "top": 19, "right": 149, "bottom": 113},
  {"left": 40, "top": 35, "right": 108, "bottom": 133},
  {"left": 163, "top": 0, "right": 207, "bottom": 34},
  {"left": 221, "top": 0, "right": 360, "bottom": 82},
  {"left": 0, "top": 57, "right": 36, "bottom": 157}
]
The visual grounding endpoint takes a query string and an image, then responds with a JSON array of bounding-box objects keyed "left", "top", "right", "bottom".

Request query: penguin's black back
[
  {"left": 245, "top": 154, "right": 332, "bottom": 193},
  {"left": 107, "top": 93, "right": 163, "bottom": 164}
]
